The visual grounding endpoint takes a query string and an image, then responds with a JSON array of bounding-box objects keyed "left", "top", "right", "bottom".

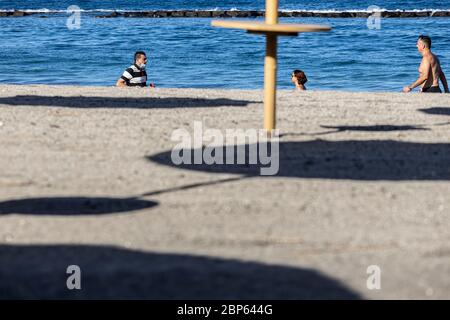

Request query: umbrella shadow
[
  {"left": 319, "top": 124, "right": 429, "bottom": 132},
  {"left": 0, "top": 244, "right": 361, "bottom": 299},
  {"left": 0, "top": 95, "right": 257, "bottom": 109},
  {"left": 0, "top": 197, "right": 157, "bottom": 216},
  {"left": 419, "top": 107, "right": 450, "bottom": 116},
  {"left": 280, "top": 124, "right": 429, "bottom": 138},
  {"left": 147, "top": 140, "right": 450, "bottom": 181}
]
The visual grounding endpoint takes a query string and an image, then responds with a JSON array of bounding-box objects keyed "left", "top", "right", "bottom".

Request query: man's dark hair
[
  {"left": 293, "top": 69, "right": 302, "bottom": 75},
  {"left": 134, "top": 51, "right": 147, "bottom": 62},
  {"left": 418, "top": 35, "right": 432, "bottom": 48}
]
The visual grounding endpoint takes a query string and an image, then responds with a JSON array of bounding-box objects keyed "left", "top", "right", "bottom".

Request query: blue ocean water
[
  {"left": 0, "top": 1, "right": 449, "bottom": 91},
  {"left": 1, "top": 1, "right": 450, "bottom": 11}
]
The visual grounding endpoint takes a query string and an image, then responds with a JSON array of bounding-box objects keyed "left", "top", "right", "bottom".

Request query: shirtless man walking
[{"left": 403, "top": 35, "right": 449, "bottom": 93}]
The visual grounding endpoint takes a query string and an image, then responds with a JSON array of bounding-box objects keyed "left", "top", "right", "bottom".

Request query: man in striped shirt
[{"left": 116, "top": 51, "right": 153, "bottom": 87}]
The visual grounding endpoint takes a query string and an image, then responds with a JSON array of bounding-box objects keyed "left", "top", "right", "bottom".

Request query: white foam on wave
[{"left": 0, "top": 8, "right": 124, "bottom": 13}]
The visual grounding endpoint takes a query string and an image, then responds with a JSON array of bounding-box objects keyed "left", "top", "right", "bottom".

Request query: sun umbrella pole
[
  {"left": 211, "top": 0, "right": 331, "bottom": 133},
  {"left": 264, "top": 35, "right": 277, "bottom": 134},
  {"left": 264, "top": 0, "right": 279, "bottom": 134}
]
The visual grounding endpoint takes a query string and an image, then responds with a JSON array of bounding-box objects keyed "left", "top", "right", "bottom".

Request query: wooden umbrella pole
[
  {"left": 266, "top": 0, "right": 279, "bottom": 24},
  {"left": 264, "top": 0, "right": 279, "bottom": 133},
  {"left": 211, "top": 0, "right": 331, "bottom": 133},
  {"left": 264, "top": 35, "right": 277, "bottom": 133}
]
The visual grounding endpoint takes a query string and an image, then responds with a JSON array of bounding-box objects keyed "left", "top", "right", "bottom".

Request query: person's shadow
[{"left": 0, "top": 244, "right": 361, "bottom": 299}]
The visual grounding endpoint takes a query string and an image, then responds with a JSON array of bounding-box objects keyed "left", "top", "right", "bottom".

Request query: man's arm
[
  {"left": 116, "top": 68, "right": 133, "bottom": 87},
  {"left": 116, "top": 78, "right": 127, "bottom": 87},
  {"left": 440, "top": 69, "right": 449, "bottom": 93}
]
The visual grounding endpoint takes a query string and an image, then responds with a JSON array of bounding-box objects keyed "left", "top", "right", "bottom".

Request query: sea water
[{"left": 0, "top": 0, "right": 449, "bottom": 91}]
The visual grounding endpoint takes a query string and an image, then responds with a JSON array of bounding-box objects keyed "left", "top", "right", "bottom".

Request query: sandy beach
[{"left": 0, "top": 84, "right": 449, "bottom": 299}]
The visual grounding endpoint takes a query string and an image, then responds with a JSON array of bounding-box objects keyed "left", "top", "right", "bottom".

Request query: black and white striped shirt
[{"left": 120, "top": 64, "right": 147, "bottom": 87}]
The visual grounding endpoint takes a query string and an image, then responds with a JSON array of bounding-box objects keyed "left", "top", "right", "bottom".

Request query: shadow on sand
[
  {"left": 0, "top": 244, "right": 361, "bottom": 299},
  {"left": 148, "top": 140, "right": 450, "bottom": 181},
  {"left": 280, "top": 124, "right": 430, "bottom": 137},
  {"left": 319, "top": 124, "right": 428, "bottom": 132},
  {"left": 0, "top": 197, "right": 157, "bottom": 215},
  {"left": 419, "top": 107, "right": 450, "bottom": 116},
  {"left": 0, "top": 95, "right": 256, "bottom": 109}
]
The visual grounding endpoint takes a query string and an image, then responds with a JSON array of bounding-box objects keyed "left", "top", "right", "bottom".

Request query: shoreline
[
  {"left": 1, "top": 84, "right": 446, "bottom": 95},
  {"left": 2, "top": 9, "right": 450, "bottom": 18}
]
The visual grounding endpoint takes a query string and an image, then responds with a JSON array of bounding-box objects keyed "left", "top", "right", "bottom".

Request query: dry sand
[{"left": 0, "top": 84, "right": 449, "bottom": 299}]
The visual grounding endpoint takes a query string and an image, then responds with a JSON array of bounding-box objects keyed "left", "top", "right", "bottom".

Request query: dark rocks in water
[
  {"left": 380, "top": 12, "right": 397, "bottom": 18},
  {"left": 399, "top": 12, "right": 418, "bottom": 18},
  {"left": 352, "top": 12, "right": 369, "bottom": 18},
  {"left": 289, "top": 11, "right": 363, "bottom": 18},
  {"left": 249, "top": 11, "right": 263, "bottom": 17},
  {"left": 432, "top": 11, "right": 450, "bottom": 17},
  {"left": 97, "top": 11, "right": 122, "bottom": 18},
  {"left": 236, "top": 11, "right": 252, "bottom": 18},
  {"left": 289, "top": 11, "right": 301, "bottom": 17},
  {"left": 123, "top": 12, "right": 144, "bottom": 18},
  {"left": 338, "top": 12, "right": 354, "bottom": 18},
  {"left": 225, "top": 11, "right": 240, "bottom": 18},
  {"left": 391, "top": 11, "right": 443, "bottom": 18},
  {"left": 211, "top": 10, "right": 225, "bottom": 18},
  {"left": 109, "top": 11, "right": 121, "bottom": 18},
  {"left": 171, "top": 11, "right": 185, "bottom": 17},
  {"left": 12, "top": 10, "right": 28, "bottom": 17},
  {"left": 4, "top": 9, "right": 450, "bottom": 19},
  {"left": 292, "top": 11, "right": 314, "bottom": 17},
  {"left": 325, "top": 12, "right": 345, "bottom": 18},
  {"left": 185, "top": 10, "right": 197, "bottom": 17},
  {"left": 154, "top": 11, "right": 168, "bottom": 18},
  {"left": 197, "top": 11, "right": 212, "bottom": 17},
  {"left": 144, "top": 11, "right": 158, "bottom": 17},
  {"left": 414, "top": 11, "right": 431, "bottom": 17}
]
